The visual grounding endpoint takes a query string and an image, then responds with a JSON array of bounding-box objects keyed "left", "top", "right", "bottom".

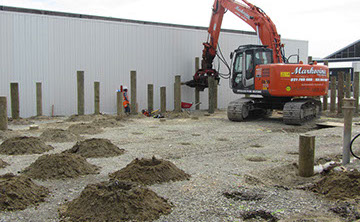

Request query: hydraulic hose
[{"left": 350, "top": 133, "right": 360, "bottom": 160}]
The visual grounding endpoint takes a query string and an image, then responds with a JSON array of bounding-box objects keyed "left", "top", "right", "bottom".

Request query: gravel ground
[{"left": 0, "top": 110, "right": 360, "bottom": 221}]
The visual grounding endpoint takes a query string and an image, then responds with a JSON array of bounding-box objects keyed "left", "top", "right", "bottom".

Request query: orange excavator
[{"left": 185, "top": 0, "right": 329, "bottom": 124}]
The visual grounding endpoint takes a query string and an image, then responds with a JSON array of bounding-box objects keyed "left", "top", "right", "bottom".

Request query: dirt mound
[
  {"left": 65, "top": 115, "right": 97, "bottom": 122},
  {"left": 0, "top": 130, "right": 20, "bottom": 141},
  {"left": 8, "top": 118, "right": 35, "bottom": 125},
  {"left": 109, "top": 156, "right": 190, "bottom": 185},
  {"left": 165, "top": 111, "right": 190, "bottom": 119},
  {"left": 59, "top": 180, "right": 172, "bottom": 221},
  {"left": 0, "top": 159, "right": 9, "bottom": 168},
  {"left": 0, "top": 173, "right": 49, "bottom": 211},
  {"left": 244, "top": 163, "right": 321, "bottom": 189},
  {"left": 39, "top": 129, "right": 81, "bottom": 143},
  {"left": 0, "top": 136, "right": 54, "bottom": 155},
  {"left": 68, "top": 123, "right": 103, "bottom": 135},
  {"left": 63, "top": 138, "right": 125, "bottom": 158},
  {"left": 22, "top": 153, "right": 99, "bottom": 180},
  {"left": 310, "top": 171, "right": 360, "bottom": 200},
  {"left": 92, "top": 118, "right": 125, "bottom": 128}
]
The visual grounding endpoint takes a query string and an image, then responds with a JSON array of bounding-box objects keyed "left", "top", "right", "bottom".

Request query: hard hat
[{"left": 123, "top": 86, "right": 128, "bottom": 90}]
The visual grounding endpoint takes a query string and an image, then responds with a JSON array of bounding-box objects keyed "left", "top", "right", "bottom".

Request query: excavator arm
[{"left": 187, "top": 0, "right": 285, "bottom": 90}]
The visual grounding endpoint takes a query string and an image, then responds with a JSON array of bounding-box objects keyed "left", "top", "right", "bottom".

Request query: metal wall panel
[{"left": 0, "top": 11, "right": 308, "bottom": 117}]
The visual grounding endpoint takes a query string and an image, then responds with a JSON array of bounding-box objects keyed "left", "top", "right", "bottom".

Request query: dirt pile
[
  {"left": 0, "top": 159, "right": 9, "bottom": 168},
  {"left": 23, "top": 153, "right": 99, "bottom": 180},
  {"left": 65, "top": 115, "right": 96, "bottom": 122},
  {"left": 68, "top": 123, "right": 103, "bottom": 135},
  {"left": 0, "top": 173, "right": 49, "bottom": 211},
  {"left": 8, "top": 118, "right": 35, "bottom": 125},
  {"left": 0, "top": 130, "right": 20, "bottom": 141},
  {"left": 109, "top": 156, "right": 190, "bottom": 185},
  {"left": 310, "top": 171, "right": 360, "bottom": 200},
  {"left": 92, "top": 118, "right": 125, "bottom": 128},
  {"left": 244, "top": 163, "right": 321, "bottom": 188},
  {"left": 39, "top": 129, "right": 82, "bottom": 143},
  {"left": 63, "top": 138, "right": 125, "bottom": 158},
  {"left": 165, "top": 111, "right": 190, "bottom": 119},
  {"left": 59, "top": 180, "right": 172, "bottom": 221},
  {"left": 0, "top": 136, "right": 53, "bottom": 155}
]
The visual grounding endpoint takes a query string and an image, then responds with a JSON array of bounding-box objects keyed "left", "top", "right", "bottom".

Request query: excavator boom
[
  {"left": 187, "top": 0, "right": 285, "bottom": 90},
  {"left": 203, "top": 0, "right": 283, "bottom": 69}
]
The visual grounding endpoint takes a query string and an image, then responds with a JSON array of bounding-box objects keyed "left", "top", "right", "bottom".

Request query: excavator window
[
  {"left": 254, "top": 51, "right": 273, "bottom": 65},
  {"left": 245, "top": 52, "right": 254, "bottom": 80},
  {"left": 233, "top": 53, "right": 243, "bottom": 86}
]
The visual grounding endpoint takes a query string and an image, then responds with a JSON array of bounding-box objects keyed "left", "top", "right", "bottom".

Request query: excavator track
[
  {"left": 227, "top": 98, "right": 252, "bottom": 121},
  {"left": 283, "top": 99, "right": 321, "bottom": 125}
]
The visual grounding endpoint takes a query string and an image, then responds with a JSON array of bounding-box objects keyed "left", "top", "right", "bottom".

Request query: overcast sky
[{"left": 1, "top": 0, "right": 359, "bottom": 58}]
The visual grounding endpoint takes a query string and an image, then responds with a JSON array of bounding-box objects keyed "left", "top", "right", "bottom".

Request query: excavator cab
[{"left": 231, "top": 45, "right": 273, "bottom": 92}]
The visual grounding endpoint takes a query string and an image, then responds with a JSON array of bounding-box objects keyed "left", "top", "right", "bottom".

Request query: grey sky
[{"left": 0, "top": 0, "right": 359, "bottom": 58}]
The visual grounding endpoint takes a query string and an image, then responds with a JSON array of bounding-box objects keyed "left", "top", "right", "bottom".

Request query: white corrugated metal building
[{"left": 0, "top": 6, "right": 309, "bottom": 117}]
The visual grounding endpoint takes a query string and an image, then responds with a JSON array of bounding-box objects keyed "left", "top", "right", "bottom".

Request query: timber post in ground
[
  {"left": 94, "top": 82, "right": 100, "bottom": 115},
  {"left": 148, "top": 84, "right": 154, "bottom": 112},
  {"left": 337, "top": 71, "right": 344, "bottom": 115},
  {"left": 298, "top": 134, "right": 315, "bottom": 177},
  {"left": 0, "top": 97, "right": 8, "bottom": 130},
  {"left": 130, "top": 71, "right": 137, "bottom": 114},
  {"left": 36, "top": 82, "right": 42, "bottom": 116},
  {"left": 10, "top": 82, "right": 20, "bottom": 119},
  {"left": 323, "top": 61, "right": 328, "bottom": 110},
  {"left": 174, "top": 75, "right": 181, "bottom": 112},
  {"left": 160, "top": 86, "right": 166, "bottom": 113},
  {"left": 77, "top": 71, "right": 85, "bottom": 115},
  {"left": 208, "top": 76, "right": 216, "bottom": 114},
  {"left": 214, "top": 79, "right": 218, "bottom": 110},
  {"left": 330, "top": 76, "right": 336, "bottom": 113},
  {"left": 354, "top": 72, "right": 359, "bottom": 114},
  {"left": 345, "top": 72, "right": 351, "bottom": 98},
  {"left": 342, "top": 98, "right": 355, "bottom": 165},
  {"left": 117, "top": 90, "right": 123, "bottom": 116},
  {"left": 195, "top": 57, "right": 200, "bottom": 110}
]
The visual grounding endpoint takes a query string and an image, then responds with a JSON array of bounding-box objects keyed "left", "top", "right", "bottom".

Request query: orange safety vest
[{"left": 123, "top": 92, "right": 130, "bottom": 107}]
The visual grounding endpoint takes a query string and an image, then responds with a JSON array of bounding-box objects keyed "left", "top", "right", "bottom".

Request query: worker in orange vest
[{"left": 123, "top": 86, "right": 130, "bottom": 114}]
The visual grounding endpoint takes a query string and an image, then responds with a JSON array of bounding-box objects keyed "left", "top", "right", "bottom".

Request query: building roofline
[
  {"left": 324, "top": 39, "right": 360, "bottom": 59},
  {"left": 0, "top": 5, "right": 257, "bottom": 36}
]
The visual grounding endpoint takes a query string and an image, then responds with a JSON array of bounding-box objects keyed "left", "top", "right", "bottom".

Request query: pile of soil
[
  {"left": 68, "top": 123, "right": 103, "bottom": 135},
  {"left": 0, "top": 173, "right": 49, "bottom": 211},
  {"left": 109, "top": 156, "right": 190, "bottom": 185},
  {"left": 0, "top": 159, "right": 9, "bottom": 168},
  {"left": 59, "top": 180, "right": 172, "bottom": 221},
  {"left": 0, "top": 130, "right": 20, "bottom": 141},
  {"left": 65, "top": 115, "right": 97, "bottom": 122},
  {"left": 244, "top": 163, "right": 321, "bottom": 188},
  {"left": 28, "top": 115, "right": 53, "bottom": 120},
  {"left": 165, "top": 111, "right": 190, "bottom": 119},
  {"left": 39, "top": 129, "right": 82, "bottom": 143},
  {"left": 92, "top": 118, "right": 125, "bottom": 128},
  {"left": 22, "top": 153, "right": 99, "bottom": 180},
  {"left": 63, "top": 138, "right": 125, "bottom": 158},
  {"left": 0, "top": 136, "right": 54, "bottom": 155},
  {"left": 8, "top": 118, "right": 35, "bottom": 125},
  {"left": 310, "top": 171, "right": 360, "bottom": 200}
]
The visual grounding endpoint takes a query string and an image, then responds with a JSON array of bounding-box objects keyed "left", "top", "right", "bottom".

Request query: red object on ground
[{"left": 181, "top": 102, "right": 193, "bottom": 109}]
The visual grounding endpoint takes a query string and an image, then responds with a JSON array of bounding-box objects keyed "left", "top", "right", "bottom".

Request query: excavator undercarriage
[{"left": 227, "top": 97, "right": 321, "bottom": 125}]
